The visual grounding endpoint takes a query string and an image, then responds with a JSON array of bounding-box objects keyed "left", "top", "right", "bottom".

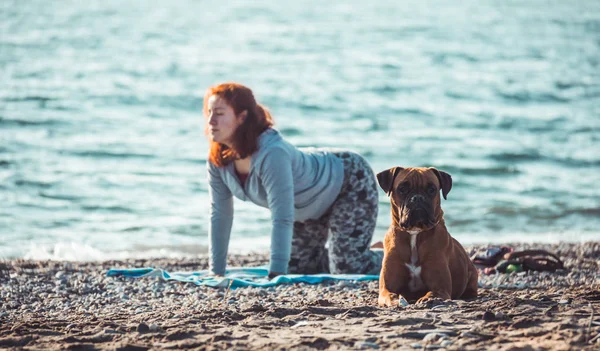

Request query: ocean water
[{"left": 1, "top": 0, "right": 599, "bottom": 260}]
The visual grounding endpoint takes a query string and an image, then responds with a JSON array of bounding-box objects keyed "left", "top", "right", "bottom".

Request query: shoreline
[
  {"left": 6, "top": 233, "right": 600, "bottom": 263},
  {"left": 1, "top": 242, "right": 599, "bottom": 350}
]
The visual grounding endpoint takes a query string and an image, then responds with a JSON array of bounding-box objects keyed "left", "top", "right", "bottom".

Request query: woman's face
[{"left": 206, "top": 95, "right": 245, "bottom": 146}]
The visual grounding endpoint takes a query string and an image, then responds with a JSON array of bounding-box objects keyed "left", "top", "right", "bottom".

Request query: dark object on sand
[
  {"left": 136, "top": 323, "right": 150, "bottom": 333},
  {"left": 488, "top": 250, "right": 565, "bottom": 274},
  {"left": 472, "top": 246, "right": 514, "bottom": 267},
  {"left": 482, "top": 311, "right": 496, "bottom": 321}
]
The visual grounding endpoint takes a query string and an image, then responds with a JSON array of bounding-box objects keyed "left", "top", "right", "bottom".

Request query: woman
[{"left": 204, "top": 82, "right": 383, "bottom": 278}]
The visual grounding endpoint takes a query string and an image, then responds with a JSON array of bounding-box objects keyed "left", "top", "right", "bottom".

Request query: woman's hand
[{"left": 268, "top": 271, "right": 284, "bottom": 279}]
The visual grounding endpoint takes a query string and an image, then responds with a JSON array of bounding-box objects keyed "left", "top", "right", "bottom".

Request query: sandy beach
[{"left": 1, "top": 242, "right": 599, "bottom": 351}]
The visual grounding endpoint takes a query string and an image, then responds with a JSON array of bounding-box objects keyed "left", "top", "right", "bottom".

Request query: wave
[
  {"left": 444, "top": 90, "right": 482, "bottom": 101},
  {"left": 484, "top": 206, "right": 600, "bottom": 220},
  {"left": 554, "top": 80, "right": 589, "bottom": 90},
  {"left": 8, "top": 232, "right": 597, "bottom": 261},
  {"left": 68, "top": 150, "right": 157, "bottom": 159},
  {"left": 392, "top": 108, "right": 434, "bottom": 118},
  {"left": 430, "top": 52, "right": 480, "bottom": 64},
  {"left": 467, "top": 114, "right": 572, "bottom": 133},
  {"left": 14, "top": 179, "right": 54, "bottom": 189},
  {"left": 79, "top": 205, "right": 134, "bottom": 213},
  {"left": 435, "top": 165, "right": 521, "bottom": 176},
  {"left": 533, "top": 207, "right": 600, "bottom": 220},
  {"left": 488, "top": 151, "right": 543, "bottom": 162},
  {"left": 11, "top": 237, "right": 269, "bottom": 261},
  {"left": 1, "top": 96, "right": 55, "bottom": 103},
  {"left": 18, "top": 242, "right": 209, "bottom": 261},
  {"left": 495, "top": 90, "right": 571, "bottom": 104},
  {"left": 0, "top": 117, "right": 66, "bottom": 127},
  {"left": 279, "top": 127, "right": 303, "bottom": 136},
  {"left": 297, "top": 102, "right": 325, "bottom": 112},
  {"left": 38, "top": 192, "right": 83, "bottom": 201},
  {"left": 453, "top": 231, "right": 600, "bottom": 245},
  {"left": 370, "top": 84, "right": 427, "bottom": 95},
  {"left": 89, "top": 94, "right": 202, "bottom": 110},
  {"left": 488, "top": 152, "right": 600, "bottom": 167}
]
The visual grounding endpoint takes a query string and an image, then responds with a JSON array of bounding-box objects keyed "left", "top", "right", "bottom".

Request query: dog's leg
[
  {"left": 416, "top": 260, "right": 452, "bottom": 303},
  {"left": 378, "top": 251, "right": 408, "bottom": 307}
]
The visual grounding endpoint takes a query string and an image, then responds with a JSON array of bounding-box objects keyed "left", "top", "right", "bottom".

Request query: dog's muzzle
[
  {"left": 402, "top": 194, "right": 434, "bottom": 228},
  {"left": 403, "top": 208, "right": 430, "bottom": 227}
]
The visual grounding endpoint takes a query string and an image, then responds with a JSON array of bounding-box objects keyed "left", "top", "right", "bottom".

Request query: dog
[{"left": 376, "top": 167, "right": 478, "bottom": 307}]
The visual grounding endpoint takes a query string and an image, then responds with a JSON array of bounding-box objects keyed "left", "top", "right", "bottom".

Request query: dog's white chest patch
[{"left": 405, "top": 234, "right": 425, "bottom": 292}]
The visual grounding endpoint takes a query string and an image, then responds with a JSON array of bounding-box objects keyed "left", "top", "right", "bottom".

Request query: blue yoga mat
[{"left": 106, "top": 267, "right": 379, "bottom": 289}]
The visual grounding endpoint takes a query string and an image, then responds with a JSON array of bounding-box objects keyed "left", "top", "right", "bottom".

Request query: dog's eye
[
  {"left": 428, "top": 185, "right": 437, "bottom": 195},
  {"left": 397, "top": 186, "right": 408, "bottom": 194}
]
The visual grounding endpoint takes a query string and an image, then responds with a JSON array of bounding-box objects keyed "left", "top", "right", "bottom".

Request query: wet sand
[{"left": 1, "top": 242, "right": 599, "bottom": 350}]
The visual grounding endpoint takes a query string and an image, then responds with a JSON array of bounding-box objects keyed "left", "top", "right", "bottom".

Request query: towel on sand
[{"left": 106, "top": 267, "right": 379, "bottom": 289}]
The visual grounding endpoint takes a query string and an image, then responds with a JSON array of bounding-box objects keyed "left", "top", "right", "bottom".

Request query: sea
[{"left": 1, "top": 0, "right": 599, "bottom": 260}]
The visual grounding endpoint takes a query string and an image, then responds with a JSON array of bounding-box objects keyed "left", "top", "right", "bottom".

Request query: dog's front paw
[
  {"left": 378, "top": 292, "right": 400, "bottom": 307},
  {"left": 416, "top": 291, "right": 448, "bottom": 305},
  {"left": 378, "top": 293, "right": 409, "bottom": 307},
  {"left": 378, "top": 292, "right": 398, "bottom": 307},
  {"left": 416, "top": 291, "right": 440, "bottom": 305}
]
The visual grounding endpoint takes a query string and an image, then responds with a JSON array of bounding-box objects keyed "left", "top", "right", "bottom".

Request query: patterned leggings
[{"left": 287, "top": 151, "right": 384, "bottom": 275}]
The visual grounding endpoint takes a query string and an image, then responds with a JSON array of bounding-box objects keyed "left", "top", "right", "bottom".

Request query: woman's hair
[{"left": 203, "top": 83, "right": 274, "bottom": 167}]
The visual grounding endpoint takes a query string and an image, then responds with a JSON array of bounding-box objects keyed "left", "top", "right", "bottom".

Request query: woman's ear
[{"left": 238, "top": 110, "right": 248, "bottom": 122}]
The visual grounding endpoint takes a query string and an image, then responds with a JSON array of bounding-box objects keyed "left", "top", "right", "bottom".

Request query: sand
[{"left": 1, "top": 242, "right": 599, "bottom": 350}]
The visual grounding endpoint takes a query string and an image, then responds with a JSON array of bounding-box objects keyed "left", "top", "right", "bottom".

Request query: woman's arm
[
  {"left": 207, "top": 162, "right": 234, "bottom": 276},
  {"left": 260, "top": 148, "right": 295, "bottom": 275}
]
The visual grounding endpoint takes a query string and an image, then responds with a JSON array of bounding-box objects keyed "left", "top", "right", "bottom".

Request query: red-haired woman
[{"left": 205, "top": 82, "right": 383, "bottom": 278}]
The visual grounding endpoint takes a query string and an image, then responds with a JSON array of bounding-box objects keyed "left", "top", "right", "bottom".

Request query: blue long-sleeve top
[{"left": 207, "top": 128, "right": 344, "bottom": 275}]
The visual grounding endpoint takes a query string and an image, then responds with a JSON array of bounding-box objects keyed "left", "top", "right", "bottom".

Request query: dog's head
[{"left": 377, "top": 167, "right": 452, "bottom": 234}]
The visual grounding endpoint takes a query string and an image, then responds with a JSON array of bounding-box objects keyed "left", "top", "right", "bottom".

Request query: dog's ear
[
  {"left": 430, "top": 168, "right": 452, "bottom": 200},
  {"left": 376, "top": 167, "right": 403, "bottom": 196}
]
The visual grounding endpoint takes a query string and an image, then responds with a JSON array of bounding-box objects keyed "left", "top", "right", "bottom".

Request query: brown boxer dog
[{"left": 376, "top": 167, "right": 478, "bottom": 307}]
